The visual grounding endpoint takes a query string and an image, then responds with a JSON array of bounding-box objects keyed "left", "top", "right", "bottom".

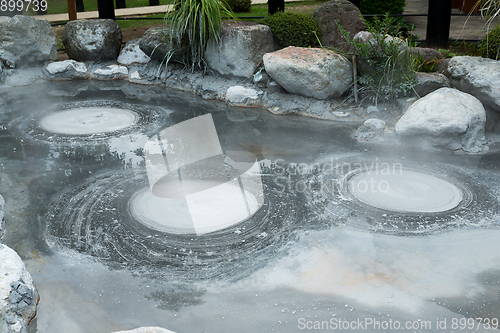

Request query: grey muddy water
[{"left": 0, "top": 81, "right": 500, "bottom": 332}]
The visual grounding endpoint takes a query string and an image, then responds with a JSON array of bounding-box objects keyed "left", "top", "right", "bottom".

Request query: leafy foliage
[
  {"left": 336, "top": 14, "right": 417, "bottom": 103},
  {"left": 225, "top": 0, "right": 251, "bottom": 13},
  {"left": 479, "top": 23, "right": 500, "bottom": 59},
  {"left": 165, "top": 0, "right": 236, "bottom": 69},
  {"left": 258, "top": 12, "right": 321, "bottom": 48}
]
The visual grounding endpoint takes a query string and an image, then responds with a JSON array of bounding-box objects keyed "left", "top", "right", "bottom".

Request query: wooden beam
[{"left": 67, "top": 0, "right": 77, "bottom": 21}]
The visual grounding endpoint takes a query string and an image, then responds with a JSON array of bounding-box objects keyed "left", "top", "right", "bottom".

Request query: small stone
[
  {"left": 92, "top": 65, "right": 128, "bottom": 80},
  {"left": 225, "top": 86, "right": 262, "bottom": 106},
  {"left": 366, "top": 105, "right": 379, "bottom": 113}
]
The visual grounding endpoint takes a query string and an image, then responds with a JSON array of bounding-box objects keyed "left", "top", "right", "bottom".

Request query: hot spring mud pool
[{"left": 1, "top": 80, "right": 500, "bottom": 332}]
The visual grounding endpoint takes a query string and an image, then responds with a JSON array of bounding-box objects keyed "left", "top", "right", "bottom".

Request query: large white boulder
[
  {"left": 0, "top": 15, "right": 57, "bottom": 68},
  {"left": 447, "top": 56, "right": 500, "bottom": 111},
  {"left": 395, "top": 88, "right": 487, "bottom": 153},
  {"left": 0, "top": 245, "right": 39, "bottom": 333},
  {"left": 206, "top": 21, "right": 274, "bottom": 78},
  {"left": 63, "top": 19, "right": 122, "bottom": 62},
  {"left": 263, "top": 46, "right": 352, "bottom": 99}
]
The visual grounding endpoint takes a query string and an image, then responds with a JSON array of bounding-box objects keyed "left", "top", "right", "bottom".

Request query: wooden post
[
  {"left": 426, "top": 0, "right": 452, "bottom": 47},
  {"left": 97, "top": 0, "right": 116, "bottom": 19},
  {"left": 268, "top": 0, "right": 284, "bottom": 15},
  {"left": 67, "top": 0, "right": 77, "bottom": 21},
  {"left": 116, "top": 0, "right": 127, "bottom": 9},
  {"left": 76, "top": 0, "right": 85, "bottom": 12}
]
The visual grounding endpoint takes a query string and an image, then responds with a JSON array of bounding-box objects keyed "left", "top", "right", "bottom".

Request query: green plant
[
  {"left": 165, "top": 0, "right": 236, "bottom": 69},
  {"left": 438, "top": 48, "right": 456, "bottom": 58},
  {"left": 359, "top": 0, "right": 406, "bottom": 15},
  {"left": 479, "top": 23, "right": 500, "bottom": 59},
  {"left": 258, "top": 12, "right": 321, "bottom": 48},
  {"left": 335, "top": 14, "right": 417, "bottom": 103},
  {"left": 413, "top": 53, "right": 441, "bottom": 72},
  {"left": 225, "top": 0, "right": 251, "bottom": 13}
]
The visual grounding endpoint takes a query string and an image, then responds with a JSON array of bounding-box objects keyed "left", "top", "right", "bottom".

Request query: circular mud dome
[
  {"left": 39, "top": 107, "right": 139, "bottom": 135},
  {"left": 347, "top": 170, "right": 463, "bottom": 213},
  {"left": 44, "top": 169, "right": 298, "bottom": 280},
  {"left": 129, "top": 183, "right": 262, "bottom": 235},
  {"left": 305, "top": 157, "right": 500, "bottom": 235},
  {"left": 9, "top": 100, "right": 170, "bottom": 146}
]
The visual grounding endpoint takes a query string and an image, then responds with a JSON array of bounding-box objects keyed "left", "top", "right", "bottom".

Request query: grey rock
[
  {"left": 447, "top": 56, "right": 500, "bottom": 111},
  {"left": 263, "top": 46, "right": 352, "bottom": 99},
  {"left": 206, "top": 21, "right": 274, "bottom": 78},
  {"left": 436, "top": 57, "right": 451, "bottom": 74},
  {"left": 414, "top": 72, "right": 450, "bottom": 97},
  {"left": 0, "top": 16, "right": 57, "bottom": 68},
  {"left": 395, "top": 87, "right": 487, "bottom": 153},
  {"left": 0, "top": 245, "right": 39, "bottom": 333},
  {"left": 313, "top": 0, "right": 365, "bottom": 49},
  {"left": 63, "top": 19, "right": 122, "bottom": 62},
  {"left": 45, "top": 60, "right": 88, "bottom": 80},
  {"left": 91, "top": 64, "right": 128, "bottom": 80},
  {"left": 225, "top": 86, "right": 263, "bottom": 106},
  {"left": 0, "top": 302, "right": 6, "bottom": 333},
  {"left": 0, "top": 195, "right": 4, "bottom": 239},
  {"left": 409, "top": 47, "right": 445, "bottom": 63},
  {"left": 118, "top": 39, "right": 150, "bottom": 65},
  {"left": 112, "top": 327, "right": 176, "bottom": 333},
  {"left": 138, "top": 27, "right": 172, "bottom": 62},
  {"left": 354, "top": 118, "right": 386, "bottom": 142}
]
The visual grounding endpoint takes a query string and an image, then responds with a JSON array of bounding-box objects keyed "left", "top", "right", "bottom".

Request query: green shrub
[
  {"left": 360, "top": 0, "right": 406, "bottom": 14},
  {"left": 480, "top": 24, "right": 500, "bottom": 60},
  {"left": 258, "top": 12, "right": 321, "bottom": 48},
  {"left": 225, "top": 0, "right": 251, "bottom": 12}
]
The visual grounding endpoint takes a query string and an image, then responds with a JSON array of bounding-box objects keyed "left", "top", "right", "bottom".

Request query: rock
[
  {"left": 263, "top": 46, "right": 352, "bottom": 99},
  {"left": 395, "top": 88, "right": 487, "bottom": 153},
  {"left": 414, "top": 72, "right": 450, "bottom": 97},
  {"left": 91, "top": 65, "right": 128, "bottom": 80},
  {"left": 312, "top": 0, "right": 365, "bottom": 49},
  {"left": 118, "top": 39, "right": 150, "bottom": 65},
  {"left": 112, "top": 328, "right": 176, "bottom": 333},
  {"left": 353, "top": 31, "right": 406, "bottom": 51},
  {"left": 63, "top": 19, "right": 122, "bottom": 62},
  {"left": 45, "top": 60, "right": 88, "bottom": 80},
  {"left": 0, "top": 15, "right": 57, "bottom": 68},
  {"left": 206, "top": 21, "right": 274, "bottom": 78},
  {"left": 354, "top": 118, "right": 386, "bottom": 141},
  {"left": 0, "top": 195, "right": 4, "bottom": 239},
  {"left": 138, "top": 27, "right": 172, "bottom": 62},
  {"left": 225, "top": 86, "right": 263, "bottom": 107},
  {"left": 0, "top": 245, "right": 39, "bottom": 333},
  {"left": 447, "top": 56, "right": 500, "bottom": 111},
  {"left": 409, "top": 47, "right": 445, "bottom": 63},
  {"left": 436, "top": 57, "right": 451, "bottom": 74}
]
